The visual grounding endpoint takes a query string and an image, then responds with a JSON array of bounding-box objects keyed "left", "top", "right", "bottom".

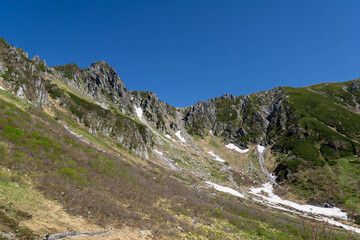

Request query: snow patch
[
  {"left": 206, "top": 181, "right": 244, "bottom": 198},
  {"left": 175, "top": 131, "right": 186, "bottom": 143},
  {"left": 207, "top": 151, "right": 225, "bottom": 163},
  {"left": 257, "top": 145, "right": 266, "bottom": 153},
  {"left": 250, "top": 183, "right": 348, "bottom": 219},
  {"left": 164, "top": 134, "right": 173, "bottom": 140},
  {"left": 153, "top": 149, "right": 163, "bottom": 156},
  {"left": 321, "top": 216, "right": 360, "bottom": 234},
  {"left": 0, "top": 85, "right": 5, "bottom": 90},
  {"left": 134, "top": 106, "right": 144, "bottom": 122},
  {"left": 225, "top": 143, "right": 249, "bottom": 153}
]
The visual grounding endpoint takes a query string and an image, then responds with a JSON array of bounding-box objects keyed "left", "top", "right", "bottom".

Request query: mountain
[{"left": 0, "top": 37, "right": 359, "bottom": 239}]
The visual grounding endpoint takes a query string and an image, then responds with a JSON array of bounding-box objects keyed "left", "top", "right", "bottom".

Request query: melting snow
[
  {"left": 321, "top": 216, "right": 360, "bottom": 234},
  {"left": 175, "top": 131, "right": 186, "bottom": 143},
  {"left": 206, "top": 174, "right": 360, "bottom": 234},
  {"left": 206, "top": 182, "right": 244, "bottom": 198},
  {"left": 0, "top": 85, "right": 5, "bottom": 90},
  {"left": 153, "top": 149, "right": 163, "bottom": 156},
  {"left": 250, "top": 183, "right": 348, "bottom": 219},
  {"left": 225, "top": 143, "right": 249, "bottom": 153},
  {"left": 134, "top": 106, "right": 144, "bottom": 122},
  {"left": 165, "top": 134, "right": 173, "bottom": 140},
  {"left": 207, "top": 151, "right": 225, "bottom": 163},
  {"left": 134, "top": 105, "right": 172, "bottom": 145},
  {"left": 257, "top": 145, "right": 266, "bottom": 153}
]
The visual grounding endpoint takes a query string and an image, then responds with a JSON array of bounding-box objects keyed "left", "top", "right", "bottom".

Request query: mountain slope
[{"left": 0, "top": 37, "right": 359, "bottom": 239}]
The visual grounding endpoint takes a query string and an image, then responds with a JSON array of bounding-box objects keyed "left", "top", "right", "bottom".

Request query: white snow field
[
  {"left": 250, "top": 183, "right": 348, "bottom": 219},
  {"left": 207, "top": 151, "right": 225, "bottom": 162},
  {"left": 206, "top": 181, "right": 360, "bottom": 234},
  {"left": 206, "top": 181, "right": 244, "bottom": 198},
  {"left": 175, "top": 131, "right": 186, "bottom": 143},
  {"left": 250, "top": 183, "right": 360, "bottom": 233},
  {"left": 225, "top": 143, "right": 249, "bottom": 153}
]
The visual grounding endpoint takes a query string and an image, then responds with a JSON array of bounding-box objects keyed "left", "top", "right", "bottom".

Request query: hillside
[{"left": 0, "top": 37, "right": 359, "bottom": 239}]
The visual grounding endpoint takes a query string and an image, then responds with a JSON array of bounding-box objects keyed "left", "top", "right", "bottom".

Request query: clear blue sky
[{"left": 1, "top": 0, "right": 360, "bottom": 107}]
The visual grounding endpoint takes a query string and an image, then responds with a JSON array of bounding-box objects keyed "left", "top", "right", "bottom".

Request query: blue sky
[{"left": 1, "top": 0, "right": 360, "bottom": 107}]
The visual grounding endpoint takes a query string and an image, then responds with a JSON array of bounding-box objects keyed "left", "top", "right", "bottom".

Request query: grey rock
[
  {"left": 0, "top": 61, "right": 7, "bottom": 74},
  {"left": 0, "top": 231, "right": 15, "bottom": 239},
  {"left": 32, "top": 55, "right": 41, "bottom": 64},
  {"left": 16, "top": 84, "right": 26, "bottom": 98}
]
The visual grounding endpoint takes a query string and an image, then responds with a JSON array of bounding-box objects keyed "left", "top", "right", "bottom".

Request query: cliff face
[{"left": 183, "top": 88, "right": 287, "bottom": 146}]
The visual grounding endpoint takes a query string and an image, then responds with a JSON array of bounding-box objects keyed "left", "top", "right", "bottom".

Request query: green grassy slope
[{"left": 272, "top": 84, "right": 360, "bottom": 219}]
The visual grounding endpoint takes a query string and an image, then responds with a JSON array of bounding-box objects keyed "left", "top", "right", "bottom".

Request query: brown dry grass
[{"left": 0, "top": 166, "right": 153, "bottom": 240}]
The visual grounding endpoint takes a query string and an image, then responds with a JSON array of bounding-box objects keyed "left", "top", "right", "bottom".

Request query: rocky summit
[{"left": 0, "top": 37, "right": 359, "bottom": 239}]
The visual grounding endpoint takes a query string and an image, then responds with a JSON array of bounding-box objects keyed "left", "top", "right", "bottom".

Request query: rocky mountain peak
[{"left": 85, "top": 60, "right": 127, "bottom": 98}]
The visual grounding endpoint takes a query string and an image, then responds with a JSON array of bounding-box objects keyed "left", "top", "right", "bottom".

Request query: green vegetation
[
  {"left": 68, "top": 92, "right": 103, "bottom": 113},
  {"left": 54, "top": 63, "right": 81, "bottom": 79},
  {"left": 309, "top": 81, "right": 356, "bottom": 108},
  {"left": 333, "top": 157, "right": 360, "bottom": 212},
  {"left": 45, "top": 82, "right": 65, "bottom": 99},
  {"left": 215, "top": 99, "right": 239, "bottom": 123},
  {"left": 0, "top": 179, "right": 37, "bottom": 239},
  {"left": 38, "top": 62, "right": 46, "bottom": 72},
  {"left": 269, "top": 84, "right": 360, "bottom": 212},
  {"left": 186, "top": 120, "right": 204, "bottom": 137},
  {"left": 0, "top": 37, "right": 9, "bottom": 49},
  {"left": 215, "top": 99, "right": 236, "bottom": 109},
  {"left": 217, "top": 109, "right": 238, "bottom": 122},
  {"left": 3, "top": 125, "right": 23, "bottom": 141},
  {"left": 1, "top": 66, "right": 14, "bottom": 80},
  {"left": 209, "top": 139, "right": 220, "bottom": 149},
  {"left": 286, "top": 86, "right": 360, "bottom": 141},
  {"left": 274, "top": 86, "right": 360, "bottom": 170}
]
